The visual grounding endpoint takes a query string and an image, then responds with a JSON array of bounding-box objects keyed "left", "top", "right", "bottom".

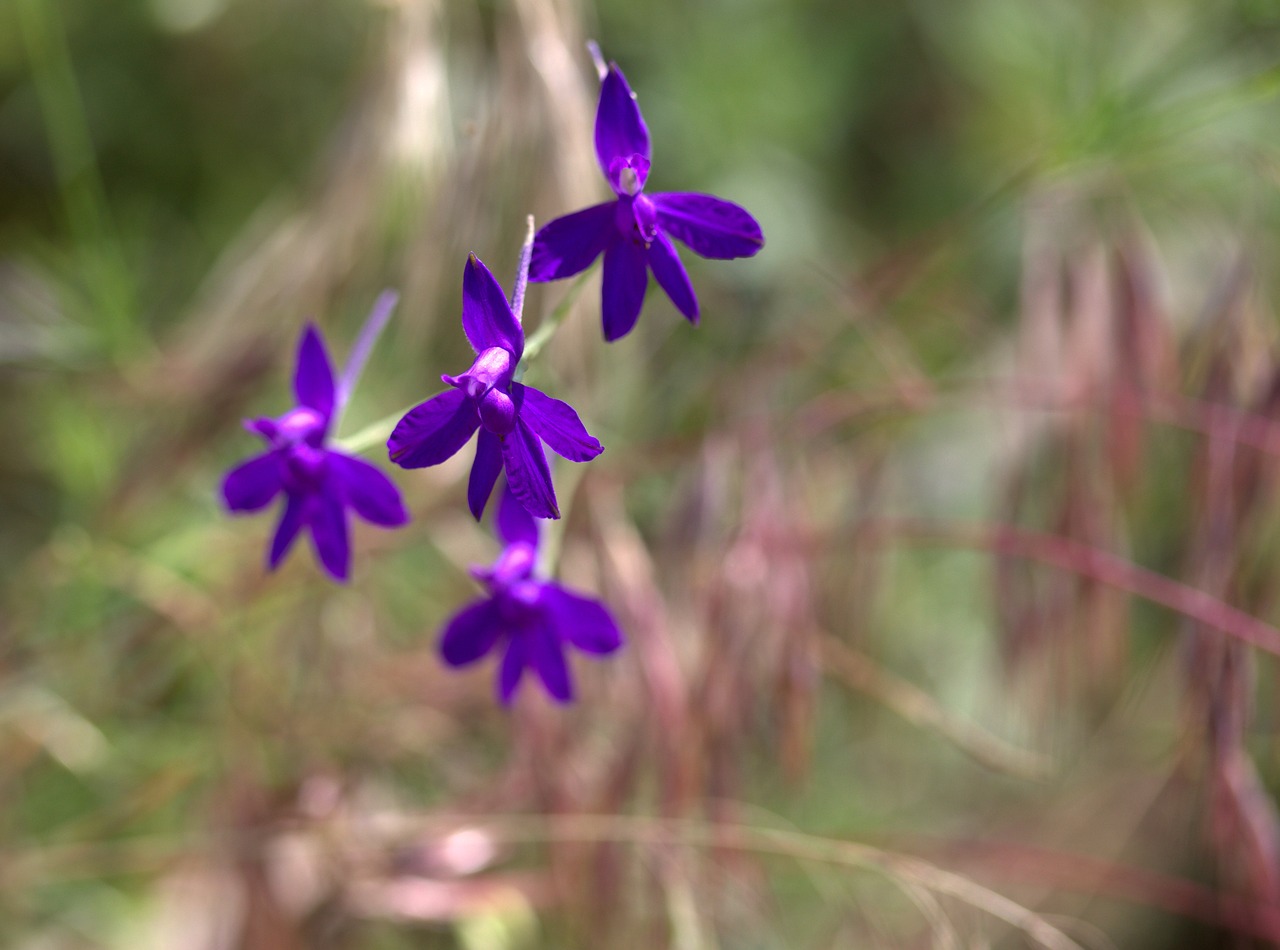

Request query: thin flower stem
[
  {"left": 336, "top": 290, "right": 399, "bottom": 424},
  {"left": 537, "top": 458, "right": 587, "bottom": 577},
  {"left": 511, "top": 215, "right": 535, "bottom": 324},
  {"left": 332, "top": 402, "right": 421, "bottom": 456},
  {"left": 519, "top": 260, "right": 599, "bottom": 370}
]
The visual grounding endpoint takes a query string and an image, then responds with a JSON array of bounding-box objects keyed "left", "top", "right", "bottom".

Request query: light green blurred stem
[
  {"left": 16, "top": 0, "right": 139, "bottom": 362},
  {"left": 517, "top": 260, "right": 598, "bottom": 369},
  {"left": 334, "top": 263, "right": 598, "bottom": 456},
  {"left": 334, "top": 401, "right": 422, "bottom": 456}
]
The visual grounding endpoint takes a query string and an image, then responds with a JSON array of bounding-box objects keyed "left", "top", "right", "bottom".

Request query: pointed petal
[
  {"left": 468, "top": 429, "right": 504, "bottom": 520},
  {"left": 222, "top": 453, "right": 283, "bottom": 512},
  {"left": 501, "top": 418, "right": 559, "bottom": 520},
  {"left": 440, "top": 598, "right": 504, "bottom": 666},
  {"left": 294, "top": 324, "right": 337, "bottom": 421},
  {"left": 498, "top": 634, "right": 527, "bottom": 705},
  {"left": 268, "top": 493, "right": 308, "bottom": 570},
  {"left": 651, "top": 192, "right": 764, "bottom": 260},
  {"left": 530, "top": 620, "right": 574, "bottom": 702},
  {"left": 646, "top": 232, "right": 699, "bottom": 322},
  {"left": 513, "top": 383, "right": 603, "bottom": 462},
  {"left": 542, "top": 585, "right": 624, "bottom": 655},
  {"left": 245, "top": 417, "right": 279, "bottom": 441},
  {"left": 338, "top": 290, "right": 398, "bottom": 410},
  {"left": 601, "top": 239, "right": 649, "bottom": 342},
  {"left": 388, "top": 388, "right": 479, "bottom": 469},
  {"left": 595, "top": 64, "right": 650, "bottom": 179},
  {"left": 329, "top": 452, "right": 408, "bottom": 527},
  {"left": 529, "top": 203, "right": 618, "bottom": 281},
  {"left": 462, "top": 255, "right": 523, "bottom": 358},
  {"left": 308, "top": 487, "right": 350, "bottom": 581},
  {"left": 497, "top": 481, "right": 540, "bottom": 548}
]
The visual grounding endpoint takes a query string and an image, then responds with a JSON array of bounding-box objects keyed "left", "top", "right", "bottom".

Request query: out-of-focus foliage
[{"left": 6, "top": 0, "right": 1280, "bottom": 947}]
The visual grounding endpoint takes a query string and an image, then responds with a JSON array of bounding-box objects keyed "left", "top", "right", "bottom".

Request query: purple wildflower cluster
[{"left": 221, "top": 52, "right": 762, "bottom": 704}]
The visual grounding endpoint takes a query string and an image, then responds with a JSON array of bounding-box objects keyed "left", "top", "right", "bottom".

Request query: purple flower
[
  {"left": 529, "top": 59, "right": 764, "bottom": 341},
  {"left": 222, "top": 299, "right": 409, "bottom": 582},
  {"left": 387, "top": 255, "right": 603, "bottom": 521},
  {"left": 440, "top": 486, "right": 623, "bottom": 704}
]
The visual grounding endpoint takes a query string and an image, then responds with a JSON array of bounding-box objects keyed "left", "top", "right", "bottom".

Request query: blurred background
[{"left": 5, "top": 0, "right": 1280, "bottom": 946}]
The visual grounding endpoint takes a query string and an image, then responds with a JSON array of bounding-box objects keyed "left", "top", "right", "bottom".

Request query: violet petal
[
  {"left": 440, "top": 598, "right": 504, "bottom": 667},
  {"left": 245, "top": 417, "right": 279, "bottom": 442},
  {"left": 462, "top": 255, "right": 524, "bottom": 359},
  {"left": 388, "top": 388, "right": 478, "bottom": 469},
  {"left": 651, "top": 192, "right": 764, "bottom": 260},
  {"left": 498, "top": 633, "right": 528, "bottom": 704},
  {"left": 330, "top": 452, "right": 408, "bottom": 527},
  {"left": 268, "top": 493, "right": 308, "bottom": 570},
  {"left": 497, "top": 481, "right": 540, "bottom": 548},
  {"left": 595, "top": 64, "right": 651, "bottom": 184},
  {"left": 528, "top": 203, "right": 618, "bottom": 282},
  {"left": 223, "top": 453, "right": 283, "bottom": 512},
  {"left": 530, "top": 620, "right": 574, "bottom": 702},
  {"left": 294, "top": 324, "right": 337, "bottom": 422},
  {"left": 308, "top": 486, "right": 351, "bottom": 581},
  {"left": 512, "top": 383, "right": 603, "bottom": 462},
  {"left": 542, "top": 585, "right": 624, "bottom": 655},
  {"left": 467, "top": 429, "right": 504, "bottom": 521},
  {"left": 601, "top": 239, "right": 649, "bottom": 342},
  {"left": 501, "top": 418, "right": 559, "bottom": 520},
  {"left": 478, "top": 387, "right": 517, "bottom": 435},
  {"left": 646, "top": 231, "right": 699, "bottom": 322}
]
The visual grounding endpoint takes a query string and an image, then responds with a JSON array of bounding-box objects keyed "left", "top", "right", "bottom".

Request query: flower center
[
  {"left": 274, "top": 406, "right": 327, "bottom": 447},
  {"left": 608, "top": 153, "right": 651, "bottom": 197},
  {"left": 442, "top": 346, "right": 514, "bottom": 401},
  {"left": 492, "top": 541, "right": 537, "bottom": 586},
  {"left": 281, "top": 442, "right": 327, "bottom": 492},
  {"left": 497, "top": 579, "right": 545, "bottom": 625},
  {"left": 616, "top": 194, "right": 658, "bottom": 247},
  {"left": 478, "top": 388, "right": 516, "bottom": 435}
]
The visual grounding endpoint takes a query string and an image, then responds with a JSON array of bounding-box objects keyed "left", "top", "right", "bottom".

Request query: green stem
[
  {"left": 517, "top": 261, "right": 599, "bottom": 374},
  {"left": 333, "top": 403, "right": 420, "bottom": 456}
]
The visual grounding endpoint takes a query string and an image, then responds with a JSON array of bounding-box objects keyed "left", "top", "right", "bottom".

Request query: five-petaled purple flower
[
  {"left": 529, "top": 58, "right": 764, "bottom": 341},
  {"left": 222, "top": 304, "right": 409, "bottom": 582},
  {"left": 387, "top": 254, "right": 603, "bottom": 521},
  {"left": 441, "top": 485, "right": 623, "bottom": 704}
]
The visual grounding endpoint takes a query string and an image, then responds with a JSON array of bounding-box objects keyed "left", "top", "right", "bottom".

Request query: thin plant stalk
[{"left": 15, "top": 0, "right": 139, "bottom": 363}]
